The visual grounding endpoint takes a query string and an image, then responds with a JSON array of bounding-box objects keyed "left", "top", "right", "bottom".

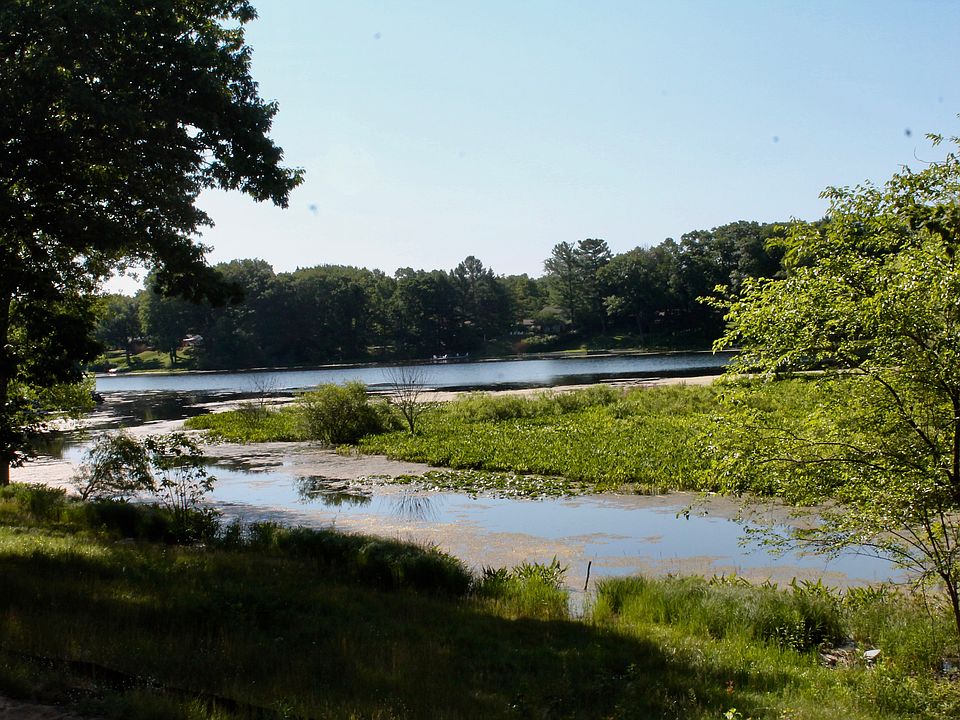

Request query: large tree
[
  {"left": 713, "top": 136, "right": 960, "bottom": 640},
  {"left": 0, "top": 0, "right": 302, "bottom": 484},
  {"left": 544, "top": 239, "right": 612, "bottom": 332}
]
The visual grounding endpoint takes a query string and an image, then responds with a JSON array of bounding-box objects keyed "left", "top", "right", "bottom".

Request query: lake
[{"left": 95, "top": 350, "right": 734, "bottom": 393}]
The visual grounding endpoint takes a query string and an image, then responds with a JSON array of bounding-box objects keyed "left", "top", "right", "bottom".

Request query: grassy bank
[{"left": 1, "top": 484, "right": 958, "bottom": 719}]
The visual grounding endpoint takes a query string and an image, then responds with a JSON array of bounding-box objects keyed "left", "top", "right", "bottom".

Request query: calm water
[
  {"left": 96, "top": 351, "right": 734, "bottom": 393},
  {"left": 36, "top": 353, "right": 900, "bottom": 591},
  {"left": 208, "top": 465, "right": 897, "bottom": 589}
]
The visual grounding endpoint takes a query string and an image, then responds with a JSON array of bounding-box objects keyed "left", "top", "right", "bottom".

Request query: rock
[{"left": 863, "top": 648, "right": 882, "bottom": 664}]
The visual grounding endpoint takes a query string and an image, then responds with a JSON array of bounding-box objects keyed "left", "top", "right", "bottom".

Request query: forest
[{"left": 95, "top": 219, "right": 787, "bottom": 369}]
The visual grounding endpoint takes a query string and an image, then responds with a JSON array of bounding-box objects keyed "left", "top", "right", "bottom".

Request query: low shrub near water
[
  {"left": 236, "top": 520, "right": 472, "bottom": 595},
  {"left": 0, "top": 483, "right": 68, "bottom": 523},
  {"left": 185, "top": 381, "right": 401, "bottom": 444},
  {"left": 298, "top": 381, "right": 400, "bottom": 444}
]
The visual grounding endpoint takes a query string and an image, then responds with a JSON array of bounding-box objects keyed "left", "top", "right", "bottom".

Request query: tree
[
  {"left": 450, "top": 256, "right": 512, "bottom": 347},
  {"left": 0, "top": 0, "right": 302, "bottom": 484},
  {"left": 573, "top": 238, "right": 612, "bottom": 332},
  {"left": 139, "top": 272, "right": 205, "bottom": 367},
  {"left": 543, "top": 241, "right": 580, "bottom": 329},
  {"left": 712, "top": 136, "right": 960, "bottom": 641},
  {"left": 93, "top": 294, "right": 142, "bottom": 365},
  {"left": 383, "top": 365, "right": 430, "bottom": 434},
  {"left": 543, "top": 239, "right": 611, "bottom": 332},
  {"left": 599, "top": 244, "right": 679, "bottom": 342},
  {"left": 390, "top": 269, "right": 457, "bottom": 358}
]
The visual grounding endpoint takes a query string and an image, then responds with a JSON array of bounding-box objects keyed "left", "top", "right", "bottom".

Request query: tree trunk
[
  {"left": 0, "top": 289, "right": 11, "bottom": 487},
  {"left": 948, "top": 579, "right": 960, "bottom": 654}
]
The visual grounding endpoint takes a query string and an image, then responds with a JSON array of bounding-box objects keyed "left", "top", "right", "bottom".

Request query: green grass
[
  {"left": 0, "top": 486, "right": 960, "bottom": 720},
  {"left": 1, "top": 484, "right": 957, "bottom": 719},
  {"left": 188, "top": 379, "right": 843, "bottom": 499},
  {"left": 91, "top": 348, "right": 196, "bottom": 373},
  {"left": 186, "top": 404, "right": 304, "bottom": 442},
  {"left": 359, "top": 383, "right": 721, "bottom": 494}
]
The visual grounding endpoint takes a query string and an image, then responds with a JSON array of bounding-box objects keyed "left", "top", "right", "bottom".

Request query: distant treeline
[{"left": 94, "top": 220, "right": 788, "bottom": 369}]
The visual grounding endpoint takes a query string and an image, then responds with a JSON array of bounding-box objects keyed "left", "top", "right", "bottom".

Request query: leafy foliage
[
  {"left": 711, "top": 135, "right": 960, "bottom": 641},
  {"left": 0, "top": 0, "right": 301, "bottom": 484},
  {"left": 74, "top": 431, "right": 215, "bottom": 540},
  {"left": 74, "top": 431, "right": 154, "bottom": 501},
  {"left": 298, "top": 381, "right": 400, "bottom": 445}
]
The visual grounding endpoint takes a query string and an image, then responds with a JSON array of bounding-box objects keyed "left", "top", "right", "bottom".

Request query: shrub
[
  {"left": 71, "top": 500, "right": 219, "bottom": 544},
  {"left": 72, "top": 431, "right": 217, "bottom": 543},
  {"left": 73, "top": 430, "right": 154, "bottom": 501},
  {"left": 297, "top": 382, "right": 398, "bottom": 444},
  {"left": 0, "top": 483, "right": 67, "bottom": 522}
]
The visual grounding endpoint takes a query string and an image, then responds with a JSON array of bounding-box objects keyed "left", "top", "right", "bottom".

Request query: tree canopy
[
  {"left": 0, "top": 0, "right": 302, "bottom": 483},
  {"left": 713, "top": 135, "right": 960, "bottom": 639}
]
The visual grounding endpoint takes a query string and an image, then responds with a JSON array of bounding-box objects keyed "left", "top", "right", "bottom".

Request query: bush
[
  {"left": 0, "top": 483, "right": 67, "bottom": 522},
  {"left": 297, "top": 381, "right": 398, "bottom": 444},
  {"left": 74, "top": 430, "right": 154, "bottom": 500},
  {"left": 70, "top": 500, "right": 220, "bottom": 544}
]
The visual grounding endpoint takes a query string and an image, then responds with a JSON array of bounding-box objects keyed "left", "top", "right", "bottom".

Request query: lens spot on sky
[{"left": 373, "top": 32, "right": 381, "bottom": 40}]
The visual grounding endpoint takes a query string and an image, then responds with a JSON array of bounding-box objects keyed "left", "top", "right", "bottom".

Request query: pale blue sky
[{"left": 114, "top": 0, "right": 960, "bottom": 290}]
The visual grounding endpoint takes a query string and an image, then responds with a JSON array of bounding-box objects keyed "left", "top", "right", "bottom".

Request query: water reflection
[
  {"left": 390, "top": 493, "right": 440, "bottom": 522},
  {"left": 295, "top": 476, "right": 372, "bottom": 508}
]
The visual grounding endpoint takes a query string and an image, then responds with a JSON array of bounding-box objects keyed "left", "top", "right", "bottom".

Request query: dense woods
[{"left": 96, "top": 219, "right": 787, "bottom": 369}]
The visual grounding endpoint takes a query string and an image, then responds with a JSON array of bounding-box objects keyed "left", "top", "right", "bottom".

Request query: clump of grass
[
  {"left": 235, "top": 520, "right": 472, "bottom": 595},
  {"left": 594, "top": 575, "right": 842, "bottom": 652},
  {"left": 185, "top": 404, "right": 302, "bottom": 442},
  {"left": 0, "top": 483, "right": 68, "bottom": 523},
  {"left": 474, "top": 558, "right": 570, "bottom": 621}
]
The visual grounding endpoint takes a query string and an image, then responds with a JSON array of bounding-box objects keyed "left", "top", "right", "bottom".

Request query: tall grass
[
  {"left": 1, "top": 486, "right": 958, "bottom": 719},
  {"left": 591, "top": 574, "right": 960, "bottom": 719}
]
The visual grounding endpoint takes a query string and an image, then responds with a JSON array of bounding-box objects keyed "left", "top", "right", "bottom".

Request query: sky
[{"left": 111, "top": 0, "right": 960, "bottom": 292}]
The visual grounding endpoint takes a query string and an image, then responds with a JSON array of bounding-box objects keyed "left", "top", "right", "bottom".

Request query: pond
[
  {"left": 22, "top": 375, "right": 901, "bottom": 598},
  {"left": 206, "top": 456, "right": 898, "bottom": 599},
  {"left": 95, "top": 350, "right": 734, "bottom": 393}
]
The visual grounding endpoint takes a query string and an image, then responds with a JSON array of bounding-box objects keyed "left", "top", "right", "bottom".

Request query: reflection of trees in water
[
  {"left": 390, "top": 493, "right": 439, "bottom": 522},
  {"left": 29, "top": 432, "right": 72, "bottom": 459},
  {"left": 295, "top": 476, "right": 371, "bottom": 508}
]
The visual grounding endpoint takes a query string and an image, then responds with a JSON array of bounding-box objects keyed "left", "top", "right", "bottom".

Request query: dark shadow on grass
[{"left": 0, "top": 534, "right": 806, "bottom": 719}]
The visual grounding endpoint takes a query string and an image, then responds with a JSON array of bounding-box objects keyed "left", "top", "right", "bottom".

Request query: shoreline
[{"left": 93, "top": 347, "right": 730, "bottom": 379}]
